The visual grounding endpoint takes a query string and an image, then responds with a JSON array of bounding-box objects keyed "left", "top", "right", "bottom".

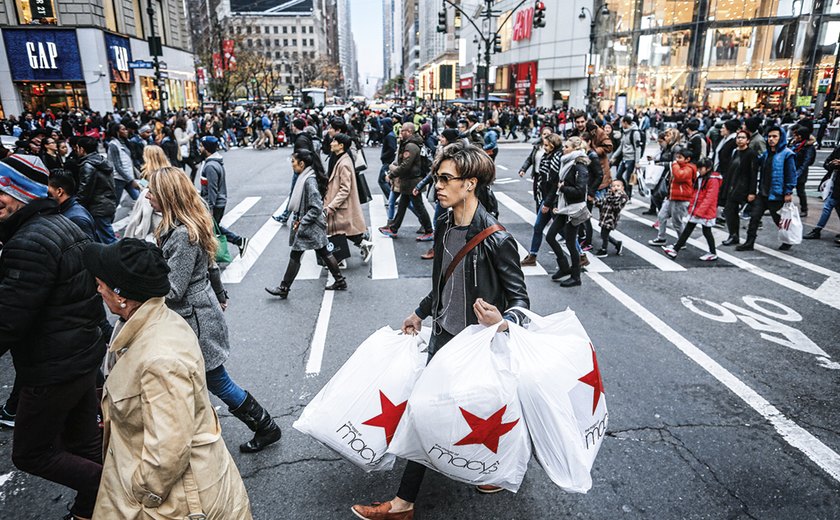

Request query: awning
[{"left": 705, "top": 78, "right": 790, "bottom": 92}]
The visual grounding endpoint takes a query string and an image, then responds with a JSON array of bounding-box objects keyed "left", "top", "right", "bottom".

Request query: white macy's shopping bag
[
  {"left": 388, "top": 323, "right": 531, "bottom": 492},
  {"left": 508, "top": 309, "right": 607, "bottom": 493},
  {"left": 293, "top": 327, "right": 425, "bottom": 471}
]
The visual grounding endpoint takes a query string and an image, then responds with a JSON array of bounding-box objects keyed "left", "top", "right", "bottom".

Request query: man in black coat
[
  {"left": 0, "top": 154, "right": 105, "bottom": 520},
  {"left": 76, "top": 136, "right": 117, "bottom": 244}
]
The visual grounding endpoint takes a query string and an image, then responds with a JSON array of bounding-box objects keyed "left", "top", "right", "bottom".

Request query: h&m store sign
[{"left": 3, "top": 29, "right": 133, "bottom": 83}]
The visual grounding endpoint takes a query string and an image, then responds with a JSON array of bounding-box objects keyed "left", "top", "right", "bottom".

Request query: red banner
[
  {"left": 222, "top": 39, "right": 236, "bottom": 70},
  {"left": 212, "top": 53, "right": 223, "bottom": 78}
]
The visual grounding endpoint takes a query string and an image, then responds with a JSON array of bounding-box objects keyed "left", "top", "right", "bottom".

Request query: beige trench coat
[
  {"left": 93, "top": 297, "right": 252, "bottom": 520},
  {"left": 325, "top": 152, "right": 368, "bottom": 237}
]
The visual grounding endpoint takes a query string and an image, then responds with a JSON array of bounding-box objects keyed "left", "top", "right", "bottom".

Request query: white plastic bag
[
  {"left": 778, "top": 202, "right": 803, "bottom": 245},
  {"left": 643, "top": 164, "right": 665, "bottom": 188},
  {"left": 819, "top": 174, "right": 833, "bottom": 200},
  {"left": 388, "top": 324, "right": 531, "bottom": 492},
  {"left": 506, "top": 318, "right": 607, "bottom": 493},
  {"left": 293, "top": 327, "right": 425, "bottom": 472}
]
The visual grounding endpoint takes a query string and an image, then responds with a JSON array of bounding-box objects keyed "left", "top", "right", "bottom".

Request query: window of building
[
  {"left": 104, "top": 0, "right": 120, "bottom": 32},
  {"left": 284, "top": 39, "right": 288, "bottom": 46},
  {"left": 302, "top": 39, "right": 307, "bottom": 46},
  {"left": 275, "top": 51, "right": 281, "bottom": 58},
  {"left": 132, "top": 0, "right": 145, "bottom": 38},
  {"left": 247, "top": 27, "right": 252, "bottom": 34},
  {"left": 292, "top": 39, "right": 297, "bottom": 46},
  {"left": 275, "top": 39, "right": 279, "bottom": 46},
  {"left": 155, "top": 0, "right": 168, "bottom": 45},
  {"left": 291, "top": 26, "right": 296, "bottom": 33},
  {"left": 309, "top": 38, "right": 314, "bottom": 46},
  {"left": 274, "top": 26, "right": 279, "bottom": 33},
  {"left": 265, "top": 38, "right": 271, "bottom": 46},
  {"left": 283, "top": 26, "right": 288, "bottom": 33},
  {"left": 247, "top": 39, "right": 253, "bottom": 47}
]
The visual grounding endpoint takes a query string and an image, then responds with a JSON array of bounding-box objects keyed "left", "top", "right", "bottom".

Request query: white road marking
[
  {"left": 298, "top": 250, "right": 324, "bottom": 280},
  {"left": 621, "top": 207, "right": 840, "bottom": 311},
  {"left": 590, "top": 219, "right": 685, "bottom": 271},
  {"left": 221, "top": 196, "right": 261, "bottom": 228},
  {"left": 495, "top": 192, "right": 612, "bottom": 273},
  {"left": 496, "top": 164, "right": 509, "bottom": 171},
  {"left": 221, "top": 198, "right": 288, "bottom": 284},
  {"left": 495, "top": 178, "right": 519, "bottom": 185},
  {"left": 305, "top": 289, "right": 335, "bottom": 376},
  {"left": 369, "top": 194, "right": 399, "bottom": 279},
  {"left": 587, "top": 272, "right": 840, "bottom": 484}
]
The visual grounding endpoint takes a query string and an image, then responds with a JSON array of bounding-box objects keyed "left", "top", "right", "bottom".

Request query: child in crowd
[
  {"left": 663, "top": 158, "right": 723, "bottom": 261},
  {"left": 648, "top": 148, "right": 696, "bottom": 246},
  {"left": 594, "top": 179, "right": 629, "bottom": 257}
]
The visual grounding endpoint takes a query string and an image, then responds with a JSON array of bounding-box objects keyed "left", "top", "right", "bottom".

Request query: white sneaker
[
  {"left": 699, "top": 253, "right": 718, "bottom": 261},
  {"left": 661, "top": 245, "right": 677, "bottom": 258},
  {"left": 360, "top": 239, "right": 374, "bottom": 264}
]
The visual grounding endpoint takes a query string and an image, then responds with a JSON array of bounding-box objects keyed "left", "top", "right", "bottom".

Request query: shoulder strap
[{"left": 444, "top": 224, "right": 505, "bottom": 284}]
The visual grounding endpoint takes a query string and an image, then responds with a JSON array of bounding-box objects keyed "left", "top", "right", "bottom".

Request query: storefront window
[
  {"left": 641, "top": 0, "right": 695, "bottom": 28},
  {"left": 15, "top": 0, "right": 58, "bottom": 24},
  {"left": 185, "top": 81, "right": 199, "bottom": 108},
  {"left": 166, "top": 79, "right": 185, "bottom": 109},
  {"left": 111, "top": 83, "right": 132, "bottom": 110},
  {"left": 19, "top": 82, "right": 87, "bottom": 112},
  {"left": 141, "top": 76, "right": 160, "bottom": 110}
]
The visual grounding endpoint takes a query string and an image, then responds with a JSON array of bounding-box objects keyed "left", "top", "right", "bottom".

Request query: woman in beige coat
[
  {"left": 83, "top": 238, "right": 252, "bottom": 520},
  {"left": 325, "top": 132, "right": 373, "bottom": 265}
]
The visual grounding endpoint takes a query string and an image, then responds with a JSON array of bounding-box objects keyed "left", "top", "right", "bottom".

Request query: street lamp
[{"left": 579, "top": 3, "right": 609, "bottom": 114}]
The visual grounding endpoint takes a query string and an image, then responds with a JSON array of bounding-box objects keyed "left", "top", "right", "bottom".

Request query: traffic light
[
  {"left": 533, "top": 1, "right": 546, "bottom": 28},
  {"left": 437, "top": 10, "right": 447, "bottom": 33},
  {"left": 493, "top": 34, "right": 502, "bottom": 53}
]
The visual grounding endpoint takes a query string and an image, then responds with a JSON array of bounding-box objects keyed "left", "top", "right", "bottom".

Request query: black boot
[
  {"left": 323, "top": 254, "right": 348, "bottom": 291},
  {"left": 265, "top": 283, "right": 290, "bottom": 298},
  {"left": 721, "top": 235, "right": 740, "bottom": 246},
  {"left": 735, "top": 239, "right": 754, "bottom": 251},
  {"left": 803, "top": 228, "right": 821, "bottom": 240},
  {"left": 230, "top": 392, "right": 282, "bottom": 453}
]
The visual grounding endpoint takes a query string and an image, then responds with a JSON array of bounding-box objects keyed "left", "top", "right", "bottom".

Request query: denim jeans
[
  {"left": 205, "top": 365, "right": 247, "bottom": 409},
  {"left": 617, "top": 160, "right": 636, "bottom": 198},
  {"left": 212, "top": 206, "right": 243, "bottom": 247},
  {"left": 113, "top": 178, "right": 140, "bottom": 204},
  {"left": 93, "top": 215, "right": 117, "bottom": 244},
  {"left": 387, "top": 189, "right": 419, "bottom": 223},
  {"left": 816, "top": 195, "right": 839, "bottom": 229},
  {"left": 378, "top": 164, "right": 391, "bottom": 198},
  {"left": 528, "top": 203, "right": 553, "bottom": 254}
]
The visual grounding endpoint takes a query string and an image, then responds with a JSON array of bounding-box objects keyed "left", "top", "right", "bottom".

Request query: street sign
[
  {"left": 159, "top": 71, "right": 169, "bottom": 79},
  {"left": 158, "top": 61, "right": 167, "bottom": 70},
  {"left": 128, "top": 60, "right": 153, "bottom": 69}
]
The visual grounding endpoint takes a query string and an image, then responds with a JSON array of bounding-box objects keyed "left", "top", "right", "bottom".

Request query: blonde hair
[
  {"left": 149, "top": 166, "right": 217, "bottom": 261},
  {"left": 141, "top": 144, "right": 171, "bottom": 179},
  {"left": 564, "top": 136, "right": 588, "bottom": 153}
]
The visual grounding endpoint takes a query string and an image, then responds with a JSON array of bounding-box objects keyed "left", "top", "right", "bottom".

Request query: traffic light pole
[{"left": 440, "top": 0, "right": 536, "bottom": 121}]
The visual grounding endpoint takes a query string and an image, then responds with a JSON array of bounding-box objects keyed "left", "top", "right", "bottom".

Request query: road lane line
[
  {"left": 590, "top": 219, "right": 685, "bottom": 271},
  {"left": 495, "top": 192, "right": 612, "bottom": 273},
  {"left": 587, "top": 272, "right": 840, "bottom": 484},
  {"left": 369, "top": 194, "right": 399, "bottom": 279},
  {"left": 497, "top": 164, "right": 509, "bottom": 171},
  {"left": 221, "top": 196, "right": 261, "bottom": 228},
  {"left": 305, "top": 289, "right": 335, "bottom": 376},
  {"left": 620, "top": 208, "right": 840, "bottom": 311},
  {"left": 221, "top": 198, "right": 288, "bottom": 284}
]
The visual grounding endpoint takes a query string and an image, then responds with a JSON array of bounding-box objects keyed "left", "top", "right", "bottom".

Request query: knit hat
[
  {"left": 200, "top": 135, "right": 219, "bottom": 153},
  {"left": 441, "top": 128, "right": 460, "bottom": 144},
  {"left": 0, "top": 154, "right": 49, "bottom": 203},
  {"left": 83, "top": 239, "right": 171, "bottom": 303},
  {"left": 138, "top": 124, "right": 152, "bottom": 134}
]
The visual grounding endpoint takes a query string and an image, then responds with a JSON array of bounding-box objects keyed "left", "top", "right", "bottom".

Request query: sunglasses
[{"left": 433, "top": 174, "right": 466, "bottom": 185}]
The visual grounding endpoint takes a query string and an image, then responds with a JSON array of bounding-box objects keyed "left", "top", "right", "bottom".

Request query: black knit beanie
[{"left": 83, "top": 238, "right": 171, "bottom": 302}]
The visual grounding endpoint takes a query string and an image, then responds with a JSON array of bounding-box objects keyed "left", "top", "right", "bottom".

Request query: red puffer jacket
[
  {"left": 688, "top": 171, "right": 723, "bottom": 220},
  {"left": 669, "top": 161, "right": 697, "bottom": 202}
]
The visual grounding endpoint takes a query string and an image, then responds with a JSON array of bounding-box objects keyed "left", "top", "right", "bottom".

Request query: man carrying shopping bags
[{"left": 352, "top": 141, "right": 530, "bottom": 520}]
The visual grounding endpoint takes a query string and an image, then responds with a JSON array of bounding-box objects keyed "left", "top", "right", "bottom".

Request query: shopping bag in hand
[
  {"left": 293, "top": 327, "right": 426, "bottom": 471},
  {"left": 778, "top": 202, "right": 803, "bottom": 245},
  {"left": 506, "top": 318, "right": 607, "bottom": 493},
  {"left": 388, "top": 323, "right": 531, "bottom": 492}
]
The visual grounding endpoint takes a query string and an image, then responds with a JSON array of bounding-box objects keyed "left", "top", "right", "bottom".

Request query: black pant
[
  {"left": 390, "top": 190, "right": 432, "bottom": 234},
  {"left": 378, "top": 164, "right": 391, "bottom": 198},
  {"left": 796, "top": 174, "right": 808, "bottom": 214},
  {"left": 13, "top": 369, "right": 102, "bottom": 518},
  {"left": 583, "top": 200, "right": 595, "bottom": 245},
  {"left": 746, "top": 196, "right": 784, "bottom": 242},
  {"left": 673, "top": 222, "right": 716, "bottom": 255},
  {"left": 723, "top": 197, "right": 743, "bottom": 238},
  {"left": 600, "top": 227, "right": 620, "bottom": 249},
  {"left": 396, "top": 329, "right": 455, "bottom": 503},
  {"left": 283, "top": 247, "right": 337, "bottom": 287},
  {"left": 546, "top": 215, "right": 581, "bottom": 280}
]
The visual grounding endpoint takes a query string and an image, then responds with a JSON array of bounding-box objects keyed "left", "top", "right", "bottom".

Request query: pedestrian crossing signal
[
  {"left": 437, "top": 10, "right": 447, "bottom": 33},
  {"left": 533, "top": 1, "right": 546, "bottom": 28}
]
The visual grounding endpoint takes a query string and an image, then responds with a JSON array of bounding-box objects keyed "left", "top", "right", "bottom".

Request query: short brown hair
[
  {"left": 543, "top": 133, "right": 563, "bottom": 150},
  {"left": 432, "top": 141, "right": 496, "bottom": 188}
]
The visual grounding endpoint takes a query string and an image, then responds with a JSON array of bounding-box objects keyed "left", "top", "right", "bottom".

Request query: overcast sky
[{"left": 351, "top": 0, "right": 383, "bottom": 96}]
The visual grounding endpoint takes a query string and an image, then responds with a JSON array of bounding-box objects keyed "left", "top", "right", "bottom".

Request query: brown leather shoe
[
  {"left": 579, "top": 253, "right": 590, "bottom": 267},
  {"left": 520, "top": 254, "right": 537, "bottom": 266},
  {"left": 420, "top": 248, "right": 434, "bottom": 260},
  {"left": 351, "top": 502, "right": 414, "bottom": 520}
]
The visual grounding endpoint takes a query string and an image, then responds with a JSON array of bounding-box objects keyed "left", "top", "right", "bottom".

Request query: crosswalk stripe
[
  {"left": 495, "top": 192, "right": 612, "bottom": 273},
  {"left": 369, "top": 194, "right": 399, "bottom": 279},
  {"left": 220, "top": 196, "right": 261, "bottom": 228},
  {"left": 590, "top": 218, "right": 685, "bottom": 271},
  {"left": 514, "top": 239, "right": 548, "bottom": 276},
  {"left": 221, "top": 198, "right": 288, "bottom": 284},
  {"left": 619, "top": 206, "right": 840, "bottom": 311},
  {"left": 305, "top": 289, "right": 334, "bottom": 377}
]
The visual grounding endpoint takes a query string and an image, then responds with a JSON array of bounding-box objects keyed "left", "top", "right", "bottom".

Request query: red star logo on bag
[
  {"left": 578, "top": 343, "right": 605, "bottom": 415},
  {"left": 453, "top": 405, "right": 519, "bottom": 454},
  {"left": 362, "top": 391, "right": 408, "bottom": 444}
]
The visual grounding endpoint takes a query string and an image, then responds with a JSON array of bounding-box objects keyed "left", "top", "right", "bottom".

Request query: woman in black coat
[
  {"left": 715, "top": 119, "right": 741, "bottom": 209},
  {"left": 721, "top": 129, "right": 759, "bottom": 246}
]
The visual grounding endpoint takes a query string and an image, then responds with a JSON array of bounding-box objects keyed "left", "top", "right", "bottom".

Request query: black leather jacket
[{"left": 416, "top": 204, "right": 529, "bottom": 331}]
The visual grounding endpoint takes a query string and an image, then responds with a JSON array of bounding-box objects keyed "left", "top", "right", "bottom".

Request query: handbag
[
  {"left": 356, "top": 171, "right": 373, "bottom": 204},
  {"left": 317, "top": 218, "right": 352, "bottom": 265},
  {"left": 214, "top": 221, "right": 233, "bottom": 264},
  {"left": 353, "top": 143, "right": 368, "bottom": 172}
]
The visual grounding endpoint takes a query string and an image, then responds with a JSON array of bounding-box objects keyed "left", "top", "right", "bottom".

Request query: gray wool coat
[
  {"left": 290, "top": 175, "right": 329, "bottom": 251},
  {"left": 161, "top": 225, "right": 230, "bottom": 371}
]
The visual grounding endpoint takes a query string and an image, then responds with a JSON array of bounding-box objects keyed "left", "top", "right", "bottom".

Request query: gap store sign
[
  {"left": 104, "top": 32, "right": 133, "bottom": 83},
  {"left": 3, "top": 28, "right": 83, "bottom": 82}
]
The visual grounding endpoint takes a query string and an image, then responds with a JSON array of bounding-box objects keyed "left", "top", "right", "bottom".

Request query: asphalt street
[{"left": 1, "top": 141, "right": 839, "bottom": 519}]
